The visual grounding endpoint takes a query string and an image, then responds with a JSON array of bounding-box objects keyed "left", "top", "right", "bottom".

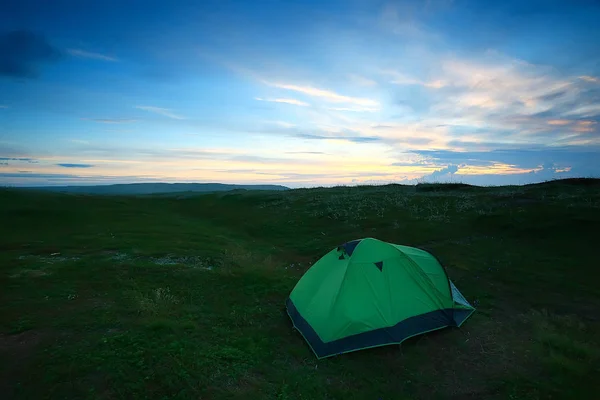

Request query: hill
[
  {"left": 14, "top": 182, "right": 289, "bottom": 195},
  {"left": 1, "top": 179, "right": 599, "bottom": 399}
]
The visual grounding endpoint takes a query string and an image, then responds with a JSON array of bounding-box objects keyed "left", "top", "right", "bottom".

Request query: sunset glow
[{"left": 1, "top": 1, "right": 599, "bottom": 187}]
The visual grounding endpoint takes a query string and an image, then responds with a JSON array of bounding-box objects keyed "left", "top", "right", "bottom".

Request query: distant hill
[
  {"left": 525, "top": 177, "right": 600, "bottom": 187},
  {"left": 18, "top": 183, "right": 289, "bottom": 195}
]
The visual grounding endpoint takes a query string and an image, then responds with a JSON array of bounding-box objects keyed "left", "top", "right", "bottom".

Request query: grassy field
[{"left": 1, "top": 179, "right": 599, "bottom": 399}]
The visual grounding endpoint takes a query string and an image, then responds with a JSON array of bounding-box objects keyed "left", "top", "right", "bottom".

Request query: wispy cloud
[
  {"left": 0, "top": 157, "right": 38, "bottom": 163},
  {"left": 579, "top": 76, "right": 600, "bottom": 83},
  {"left": 257, "top": 122, "right": 388, "bottom": 145},
  {"left": 82, "top": 118, "right": 137, "bottom": 124},
  {"left": 266, "top": 82, "right": 379, "bottom": 107},
  {"left": 547, "top": 119, "right": 571, "bottom": 126},
  {"left": 435, "top": 56, "right": 574, "bottom": 116},
  {"left": 0, "top": 172, "right": 162, "bottom": 187},
  {"left": 294, "top": 133, "right": 382, "bottom": 143},
  {"left": 135, "top": 106, "right": 185, "bottom": 120},
  {"left": 57, "top": 163, "right": 94, "bottom": 168},
  {"left": 0, "top": 105, "right": 8, "bottom": 109},
  {"left": 63, "top": 141, "right": 243, "bottom": 162},
  {"left": 255, "top": 97, "right": 310, "bottom": 106},
  {"left": 574, "top": 120, "right": 597, "bottom": 132},
  {"left": 407, "top": 53, "right": 600, "bottom": 149},
  {"left": 67, "top": 48, "right": 118, "bottom": 62}
]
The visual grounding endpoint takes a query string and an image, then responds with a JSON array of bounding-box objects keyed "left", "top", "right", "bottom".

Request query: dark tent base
[{"left": 286, "top": 298, "right": 471, "bottom": 359}]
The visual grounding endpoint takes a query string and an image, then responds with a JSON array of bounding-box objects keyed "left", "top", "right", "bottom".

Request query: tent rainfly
[{"left": 286, "top": 238, "right": 475, "bottom": 359}]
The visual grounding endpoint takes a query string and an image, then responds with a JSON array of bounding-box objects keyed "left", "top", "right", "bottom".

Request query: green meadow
[{"left": 1, "top": 179, "right": 599, "bottom": 399}]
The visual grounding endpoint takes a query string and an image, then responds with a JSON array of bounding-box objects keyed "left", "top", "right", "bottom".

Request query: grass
[{"left": 1, "top": 179, "right": 599, "bottom": 399}]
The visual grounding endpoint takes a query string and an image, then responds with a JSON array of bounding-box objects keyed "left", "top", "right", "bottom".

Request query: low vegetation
[{"left": 1, "top": 179, "right": 599, "bottom": 399}]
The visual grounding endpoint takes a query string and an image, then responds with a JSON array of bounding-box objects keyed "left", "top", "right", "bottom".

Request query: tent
[{"left": 285, "top": 238, "right": 475, "bottom": 359}]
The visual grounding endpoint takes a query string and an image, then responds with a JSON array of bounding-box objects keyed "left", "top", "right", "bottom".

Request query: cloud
[
  {"left": 61, "top": 141, "right": 242, "bottom": 162},
  {"left": 135, "top": 106, "right": 185, "bottom": 119},
  {"left": 266, "top": 82, "right": 379, "bottom": 107},
  {"left": 82, "top": 118, "right": 137, "bottom": 124},
  {"left": 430, "top": 55, "right": 591, "bottom": 124},
  {"left": 574, "top": 120, "right": 597, "bottom": 132},
  {"left": 0, "top": 105, "right": 7, "bottom": 109},
  {"left": 580, "top": 76, "right": 600, "bottom": 83},
  {"left": 57, "top": 163, "right": 94, "bottom": 168},
  {"left": 66, "top": 48, "right": 118, "bottom": 62},
  {"left": 427, "top": 165, "right": 459, "bottom": 180},
  {"left": 386, "top": 52, "right": 600, "bottom": 150},
  {"left": 0, "top": 30, "right": 62, "bottom": 78},
  {"left": 0, "top": 172, "right": 164, "bottom": 187},
  {"left": 212, "top": 169, "right": 396, "bottom": 181},
  {"left": 323, "top": 120, "right": 448, "bottom": 149},
  {"left": 547, "top": 119, "right": 571, "bottom": 126},
  {"left": 255, "top": 97, "right": 310, "bottom": 106},
  {"left": 294, "top": 133, "right": 382, "bottom": 143},
  {"left": 538, "top": 90, "right": 568, "bottom": 103},
  {"left": 413, "top": 148, "right": 600, "bottom": 178},
  {"left": 0, "top": 172, "right": 76, "bottom": 179},
  {"left": 252, "top": 121, "right": 389, "bottom": 145},
  {"left": 0, "top": 157, "right": 38, "bottom": 163}
]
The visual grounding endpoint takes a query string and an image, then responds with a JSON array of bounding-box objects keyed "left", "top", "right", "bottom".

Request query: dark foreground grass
[{"left": 1, "top": 180, "right": 600, "bottom": 399}]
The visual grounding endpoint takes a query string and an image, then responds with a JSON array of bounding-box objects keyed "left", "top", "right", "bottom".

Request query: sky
[{"left": 1, "top": 0, "right": 599, "bottom": 187}]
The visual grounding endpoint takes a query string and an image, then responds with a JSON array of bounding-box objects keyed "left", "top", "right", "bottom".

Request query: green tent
[{"left": 286, "top": 238, "right": 475, "bottom": 359}]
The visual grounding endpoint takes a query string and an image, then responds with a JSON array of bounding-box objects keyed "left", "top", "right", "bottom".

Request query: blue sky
[{"left": 1, "top": 0, "right": 599, "bottom": 187}]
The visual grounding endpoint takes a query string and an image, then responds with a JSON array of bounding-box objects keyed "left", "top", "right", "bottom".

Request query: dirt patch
[{"left": 106, "top": 252, "right": 218, "bottom": 270}]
